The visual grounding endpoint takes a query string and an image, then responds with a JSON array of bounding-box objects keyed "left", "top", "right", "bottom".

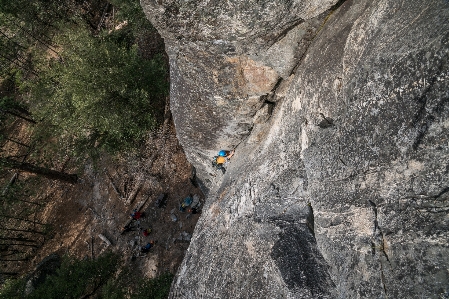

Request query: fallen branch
[
  {"left": 106, "top": 172, "right": 124, "bottom": 200},
  {"left": 98, "top": 234, "right": 111, "bottom": 246},
  {"left": 2, "top": 172, "right": 18, "bottom": 196},
  {"left": 125, "top": 176, "right": 144, "bottom": 205}
]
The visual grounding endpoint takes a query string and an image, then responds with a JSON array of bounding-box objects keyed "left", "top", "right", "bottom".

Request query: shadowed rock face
[{"left": 142, "top": 0, "right": 449, "bottom": 298}]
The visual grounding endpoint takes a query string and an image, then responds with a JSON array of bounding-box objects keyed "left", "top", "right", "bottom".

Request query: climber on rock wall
[{"left": 212, "top": 150, "right": 235, "bottom": 174}]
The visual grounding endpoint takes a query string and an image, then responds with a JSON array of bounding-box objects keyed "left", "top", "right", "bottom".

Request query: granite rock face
[
  {"left": 142, "top": 0, "right": 449, "bottom": 298},
  {"left": 142, "top": 0, "right": 338, "bottom": 187}
]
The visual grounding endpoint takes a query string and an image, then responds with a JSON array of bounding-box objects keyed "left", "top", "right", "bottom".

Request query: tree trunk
[
  {"left": 2, "top": 172, "right": 17, "bottom": 196},
  {"left": 1, "top": 242, "right": 38, "bottom": 248},
  {"left": 0, "top": 257, "right": 29, "bottom": 262},
  {"left": 1, "top": 109, "right": 36, "bottom": 124},
  {"left": 0, "top": 237, "right": 37, "bottom": 243},
  {"left": 0, "top": 226, "right": 45, "bottom": 235},
  {"left": 4, "top": 15, "right": 59, "bottom": 57},
  {"left": 6, "top": 137, "right": 30, "bottom": 147},
  {"left": 0, "top": 271, "right": 18, "bottom": 276},
  {"left": 2, "top": 158, "right": 78, "bottom": 183},
  {"left": 0, "top": 214, "right": 43, "bottom": 225}
]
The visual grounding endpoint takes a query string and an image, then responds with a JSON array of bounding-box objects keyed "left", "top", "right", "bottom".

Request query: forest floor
[
  {"left": 0, "top": 6, "right": 200, "bottom": 282},
  {"left": 4, "top": 113, "right": 203, "bottom": 281}
]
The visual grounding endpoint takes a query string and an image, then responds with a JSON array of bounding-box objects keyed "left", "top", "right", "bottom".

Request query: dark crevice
[
  {"left": 410, "top": 77, "right": 437, "bottom": 128},
  {"left": 368, "top": 199, "right": 380, "bottom": 236},
  {"left": 290, "top": 49, "right": 309, "bottom": 76},
  {"left": 289, "top": 0, "right": 349, "bottom": 76},
  {"left": 434, "top": 186, "right": 449, "bottom": 199},
  {"left": 380, "top": 261, "right": 388, "bottom": 297},
  {"left": 417, "top": 208, "right": 449, "bottom": 213},
  {"left": 337, "top": 137, "right": 348, "bottom": 166},
  {"left": 411, "top": 76, "right": 436, "bottom": 150},
  {"left": 381, "top": 235, "right": 390, "bottom": 263},
  {"left": 271, "top": 77, "right": 284, "bottom": 93},
  {"left": 189, "top": 166, "right": 199, "bottom": 188},
  {"left": 306, "top": 203, "right": 315, "bottom": 237},
  {"left": 404, "top": 186, "right": 449, "bottom": 200},
  {"left": 368, "top": 200, "right": 391, "bottom": 297},
  {"left": 264, "top": 103, "right": 275, "bottom": 116},
  {"left": 262, "top": 98, "right": 276, "bottom": 116},
  {"left": 409, "top": 55, "right": 449, "bottom": 150},
  {"left": 263, "top": 77, "right": 283, "bottom": 105},
  {"left": 329, "top": 0, "right": 348, "bottom": 11},
  {"left": 270, "top": 225, "right": 334, "bottom": 296},
  {"left": 404, "top": 188, "right": 449, "bottom": 213},
  {"left": 267, "top": 202, "right": 334, "bottom": 295},
  {"left": 318, "top": 113, "right": 334, "bottom": 128},
  {"left": 268, "top": 18, "right": 305, "bottom": 48}
]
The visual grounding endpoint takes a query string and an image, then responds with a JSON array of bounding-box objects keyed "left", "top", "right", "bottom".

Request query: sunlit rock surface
[{"left": 142, "top": 0, "right": 449, "bottom": 297}]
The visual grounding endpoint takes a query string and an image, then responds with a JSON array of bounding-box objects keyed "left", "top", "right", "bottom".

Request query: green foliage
[
  {"left": 0, "top": 277, "right": 26, "bottom": 299},
  {"left": 130, "top": 272, "right": 174, "bottom": 299},
  {"left": 100, "top": 270, "right": 174, "bottom": 299},
  {"left": 0, "top": 0, "right": 84, "bottom": 30},
  {"left": 100, "top": 277, "right": 127, "bottom": 299},
  {"left": 0, "top": 254, "right": 174, "bottom": 299},
  {"left": 2, "top": 0, "right": 168, "bottom": 160},
  {"left": 27, "top": 252, "right": 120, "bottom": 299},
  {"left": 108, "top": 0, "right": 165, "bottom": 60},
  {"left": 0, "top": 1, "right": 71, "bottom": 78},
  {"left": 108, "top": 0, "right": 154, "bottom": 31},
  {"left": 0, "top": 1, "right": 171, "bottom": 295},
  {"left": 0, "top": 96, "right": 27, "bottom": 114},
  {"left": 28, "top": 24, "right": 168, "bottom": 157}
]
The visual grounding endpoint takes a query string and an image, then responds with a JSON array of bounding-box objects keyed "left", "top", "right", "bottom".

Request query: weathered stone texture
[
  {"left": 142, "top": 0, "right": 449, "bottom": 298},
  {"left": 142, "top": 0, "right": 337, "bottom": 186}
]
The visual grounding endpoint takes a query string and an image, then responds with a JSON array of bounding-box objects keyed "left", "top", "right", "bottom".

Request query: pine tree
[{"left": 29, "top": 25, "right": 168, "bottom": 156}]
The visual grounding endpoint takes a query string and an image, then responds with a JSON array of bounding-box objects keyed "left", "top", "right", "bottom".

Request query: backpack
[{"left": 212, "top": 156, "right": 220, "bottom": 168}]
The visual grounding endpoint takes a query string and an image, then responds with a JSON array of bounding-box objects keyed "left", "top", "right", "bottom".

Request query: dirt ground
[
  {"left": 5, "top": 115, "right": 203, "bottom": 280},
  {"left": 0, "top": 4, "right": 196, "bottom": 281}
]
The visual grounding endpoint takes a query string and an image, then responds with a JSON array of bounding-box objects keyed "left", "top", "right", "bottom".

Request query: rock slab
[{"left": 142, "top": 0, "right": 449, "bottom": 298}]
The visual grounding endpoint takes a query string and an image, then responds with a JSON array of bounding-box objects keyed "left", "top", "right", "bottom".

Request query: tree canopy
[
  {"left": 29, "top": 25, "right": 168, "bottom": 156},
  {"left": 1, "top": 0, "right": 169, "bottom": 158},
  {"left": 0, "top": 252, "right": 174, "bottom": 299},
  {"left": 0, "top": 0, "right": 171, "bottom": 288}
]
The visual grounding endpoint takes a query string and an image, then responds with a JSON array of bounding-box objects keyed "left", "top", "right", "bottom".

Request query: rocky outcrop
[{"left": 142, "top": 0, "right": 449, "bottom": 298}]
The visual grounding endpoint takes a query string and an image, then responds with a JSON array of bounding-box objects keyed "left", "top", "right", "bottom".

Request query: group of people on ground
[
  {"left": 122, "top": 149, "right": 235, "bottom": 254},
  {"left": 125, "top": 194, "right": 201, "bottom": 254},
  {"left": 123, "top": 209, "right": 155, "bottom": 253},
  {"left": 179, "top": 194, "right": 201, "bottom": 215}
]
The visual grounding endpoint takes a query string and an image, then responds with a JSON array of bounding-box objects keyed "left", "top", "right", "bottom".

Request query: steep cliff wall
[{"left": 142, "top": 0, "right": 449, "bottom": 298}]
